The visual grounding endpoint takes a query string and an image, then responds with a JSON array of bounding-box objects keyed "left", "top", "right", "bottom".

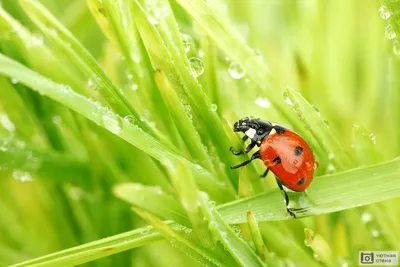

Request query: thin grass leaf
[
  {"left": 0, "top": 53, "right": 235, "bottom": 202},
  {"left": 9, "top": 226, "right": 163, "bottom": 267},
  {"left": 198, "top": 192, "right": 265, "bottom": 267},
  {"left": 246, "top": 211, "right": 269, "bottom": 262},
  {"left": 133, "top": 208, "right": 224, "bottom": 267},
  {"left": 0, "top": 139, "right": 89, "bottom": 181}
]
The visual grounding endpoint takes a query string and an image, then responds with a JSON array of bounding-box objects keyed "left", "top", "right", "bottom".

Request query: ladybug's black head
[{"left": 234, "top": 117, "right": 273, "bottom": 141}]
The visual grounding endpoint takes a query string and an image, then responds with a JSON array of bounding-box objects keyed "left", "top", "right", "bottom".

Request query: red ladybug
[{"left": 230, "top": 117, "right": 317, "bottom": 217}]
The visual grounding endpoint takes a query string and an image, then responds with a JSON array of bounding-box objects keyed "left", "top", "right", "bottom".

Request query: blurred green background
[{"left": 0, "top": 0, "right": 399, "bottom": 266}]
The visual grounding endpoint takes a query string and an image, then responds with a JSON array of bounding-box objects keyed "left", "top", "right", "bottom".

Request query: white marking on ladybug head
[
  {"left": 269, "top": 128, "right": 277, "bottom": 135},
  {"left": 245, "top": 128, "right": 256, "bottom": 139}
]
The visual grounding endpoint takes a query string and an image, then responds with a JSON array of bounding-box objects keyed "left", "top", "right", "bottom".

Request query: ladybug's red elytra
[{"left": 230, "top": 117, "right": 317, "bottom": 218}]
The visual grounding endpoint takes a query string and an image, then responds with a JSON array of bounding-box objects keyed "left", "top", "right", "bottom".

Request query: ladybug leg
[
  {"left": 259, "top": 168, "right": 269, "bottom": 178},
  {"left": 230, "top": 141, "right": 257, "bottom": 155},
  {"left": 230, "top": 151, "right": 260, "bottom": 169},
  {"left": 229, "top": 136, "right": 251, "bottom": 155},
  {"left": 275, "top": 177, "right": 296, "bottom": 218}
]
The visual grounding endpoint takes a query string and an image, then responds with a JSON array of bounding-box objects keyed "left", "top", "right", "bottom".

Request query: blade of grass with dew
[
  {"left": 0, "top": 53, "right": 234, "bottom": 202},
  {"left": 113, "top": 183, "right": 190, "bottom": 227},
  {"left": 132, "top": 208, "right": 225, "bottom": 267},
  {"left": 246, "top": 211, "right": 269, "bottom": 263},
  {"left": 0, "top": 139, "right": 89, "bottom": 181},
  {"left": 352, "top": 124, "right": 383, "bottom": 165},
  {"left": 284, "top": 87, "right": 351, "bottom": 169},
  {"left": 0, "top": 7, "right": 85, "bottom": 93},
  {"left": 198, "top": 192, "right": 265, "bottom": 267},
  {"left": 163, "top": 158, "right": 214, "bottom": 248},
  {"left": 218, "top": 156, "right": 400, "bottom": 223},
  {"left": 155, "top": 69, "right": 217, "bottom": 174},
  {"left": 9, "top": 225, "right": 164, "bottom": 267},
  {"left": 114, "top": 155, "right": 400, "bottom": 223},
  {"left": 304, "top": 228, "right": 336, "bottom": 266},
  {"left": 129, "top": 0, "right": 241, "bottom": 187},
  {"left": 18, "top": 0, "right": 154, "bottom": 135},
  {"left": 175, "top": 0, "right": 349, "bottom": 167}
]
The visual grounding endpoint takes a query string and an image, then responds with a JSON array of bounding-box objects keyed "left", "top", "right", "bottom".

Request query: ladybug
[{"left": 230, "top": 117, "right": 317, "bottom": 218}]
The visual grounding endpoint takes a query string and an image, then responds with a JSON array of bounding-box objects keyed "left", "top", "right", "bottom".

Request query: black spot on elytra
[
  {"left": 273, "top": 157, "right": 281, "bottom": 164},
  {"left": 297, "top": 177, "right": 306, "bottom": 186},
  {"left": 274, "top": 125, "right": 286, "bottom": 134},
  {"left": 294, "top": 146, "right": 303, "bottom": 156}
]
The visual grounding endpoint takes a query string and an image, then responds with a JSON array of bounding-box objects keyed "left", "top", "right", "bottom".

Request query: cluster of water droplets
[
  {"left": 145, "top": 2, "right": 170, "bottom": 25},
  {"left": 360, "top": 211, "right": 382, "bottom": 240},
  {"left": 379, "top": 4, "right": 400, "bottom": 55},
  {"left": 12, "top": 170, "right": 34, "bottom": 182}
]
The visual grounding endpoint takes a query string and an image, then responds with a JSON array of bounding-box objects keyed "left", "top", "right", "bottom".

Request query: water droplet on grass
[
  {"left": 369, "top": 133, "right": 376, "bottom": 144},
  {"left": 371, "top": 229, "right": 380, "bottom": 237},
  {"left": 255, "top": 97, "right": 271, "bottom": 108},
  {"left": 210, "top": 104, "right": 218, "bottom": 112},
  {"left": 102, "top": 112, "right": 122, "bottom": 134},
  {"left": 361, "top": 212, "right": 373, "bottom": 223},
  {"left": 228, "top": 62, "right": 245, "bottom": 79},
  {"left": 313, "top": 253, "right": 321, "bottom": 261},
  {"left": 11, "top": 78, "right": 19, "bottom": 84},
  {"left": 12, "top": 170, "right": 33, "bottom": 182},
  {"left": 283, "top": 92, "right": 294, "bottom": 106},
  {"left": 189, "top": 57, "right": 204, "bottom": 77},
  {"left": 385, "top": 25, "right": 397, "bottom": 39},
  {"left": 393, "top": 41, "right": 400, "bottom": 55},
  {"left": 379, "top": 6, "right": 392, "bottom": 19}
]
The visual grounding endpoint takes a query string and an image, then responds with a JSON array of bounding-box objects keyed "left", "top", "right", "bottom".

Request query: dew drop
[
  {"left": 12, "top": 170, "right": 34, "bottom": 182},
  {"left": 385, "top": 25, "right": 397, "bottom": 39},
  {"left": 210, "top": 104, "right": 218, "bottom": 112},
  {"left": 283, "top": 92, "right": 294, "bottom": 106},
  {"left": 181, "top": 34, "right": 192, "bottom": 53},
  {"left": 140, "top": 227, "right": 150, "bottom": 235},
  {"left": 123, "top": 115, "right": 134, "bottom": 124},
  {"left": 255, "top": 97, "right": 271, "bottom": 108},
  {"left": 131, "top": 83, "right": 138, "bottom": 91},
  {"left": 0, "top": 113, "right": 15, "bottom": 133},
  {"left": 379, "top": 6, "right": 392, "bottom": 20},
  {"left": 313, "top": 253, "right": 321, "bottom": 261},
  {"left": 189, "top": 57, "right": 204, "bottom": 77},
  {"left": 11, "top": 78, "right": 19, "bottom": 84},
  {"left": 369, "top": 133, "right": 376, "bottom": 144},
  {"left": 393, "top": 41, "right": 400, "bottom": 55},
  {"left": 328, "top": 152, "right": 335, "bottom": 160},
  {"left": 183, "top": 40, "right": 190, "bottom": 53},
  {"left": 304, "top": 239, "right": 310, "bottom": 247},
  {"left": 52, "top": 115, "right": 62, "bottom": 125},
  {"left": 228, "top": 62, "right": 246, "bottom": 79},
  {"left": 361, "top": 212, "right": 373, "bottom": 223},
  {"left": 371, "top": 229, "right": 380, "bottom": 237},
  {"left": 231, "top": 226, "right": 241, "bottom": 235},
  {"left": 101, "top": 112, "right": 122, "bottom": 134},
  {"left": 327, "top": 164, "right": 336, "bottom": 173}
]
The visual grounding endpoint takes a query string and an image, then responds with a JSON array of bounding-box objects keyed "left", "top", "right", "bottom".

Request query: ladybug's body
[
  {"left": 230, "top": 117, "right": 317, "bottom": 218},
  {"left": 259, "top": 129, "right": 315, "bottom": 192}
]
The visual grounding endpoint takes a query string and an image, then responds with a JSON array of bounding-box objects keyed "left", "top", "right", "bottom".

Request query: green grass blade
[
  {"left": 0, "top": 139, "right": 88, "bottom": 181},
  {"left": 9, "top": 226, "right": 163, "bottom": 267},
  {"left": 219, "top": 157, "right": 400, "bottom": 223},
  {"left": 0, "top": 53, "right": 234, "bottom": 202},
  {"left": 133, "top": 208, "right": 224, "bottom": 267},
  {"left": 199, "top": 193, "right": 265, "bottom": 267}
]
